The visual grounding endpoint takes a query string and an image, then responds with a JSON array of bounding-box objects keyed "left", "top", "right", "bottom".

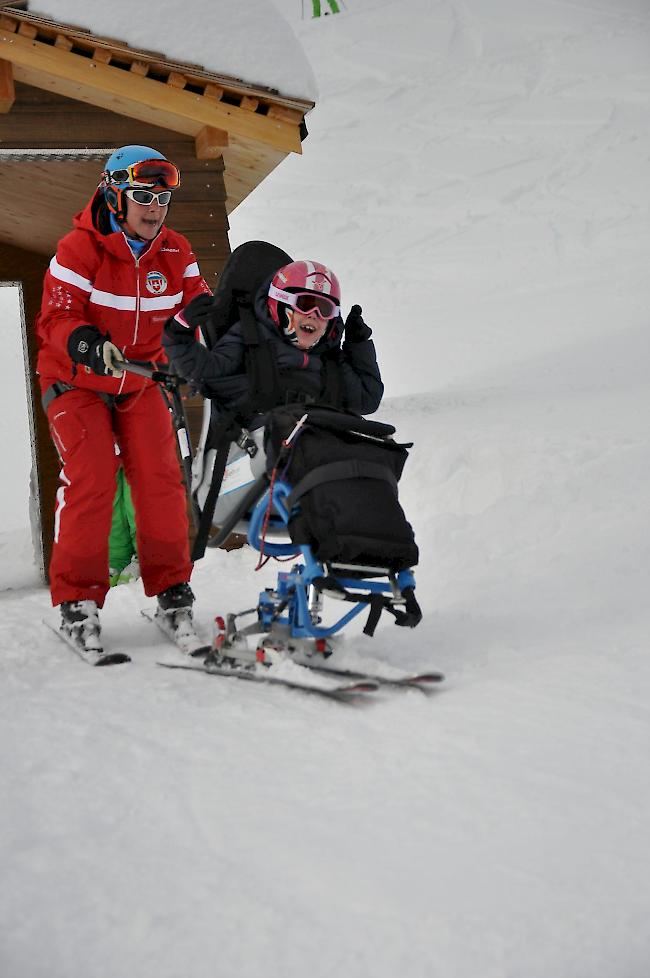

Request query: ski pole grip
[{"left": 118, "top": 358, "right": 186, "bottom": 385}]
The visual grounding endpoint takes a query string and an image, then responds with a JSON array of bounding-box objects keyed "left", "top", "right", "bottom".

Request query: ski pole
[{"left": 118, "top": 359, "right": 201, "bottom": 529}]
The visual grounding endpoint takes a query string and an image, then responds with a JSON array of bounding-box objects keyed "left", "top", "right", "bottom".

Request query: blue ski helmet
[{"left": 101, "top": 145, "right": 180, "bottom": 222}]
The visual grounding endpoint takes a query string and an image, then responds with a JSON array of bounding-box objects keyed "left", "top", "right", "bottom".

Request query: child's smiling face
[{"left": 286, "top": 308, "right": 330, "bottom": 350}]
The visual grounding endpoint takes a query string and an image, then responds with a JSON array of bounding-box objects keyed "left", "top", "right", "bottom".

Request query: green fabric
[
  {"left": 109, "top": 467, "right": 137, "bottom": 574},
  {"left": 312, "top": 0, "right": 340, "bottom": 15}
]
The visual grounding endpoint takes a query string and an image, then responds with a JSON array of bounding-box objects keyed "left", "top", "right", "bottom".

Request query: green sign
[{"left": 312, "top": 0, "right": 341, "bottom": 16}]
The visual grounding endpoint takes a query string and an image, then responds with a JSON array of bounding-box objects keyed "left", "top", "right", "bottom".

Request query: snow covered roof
[
  {"left": 0, "top": 0, "right": 317, "bottom": 222},
  {"left": 1, "top": 0, "right": 318, "bottom": 103}
]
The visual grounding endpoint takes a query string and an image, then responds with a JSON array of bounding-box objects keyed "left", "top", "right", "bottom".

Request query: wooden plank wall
[
  {"left": 0, "top": 81, "right": 233, "bottom": 579},
  {"left": 0, "top": 83, "right": 231, "bottom": 282}
]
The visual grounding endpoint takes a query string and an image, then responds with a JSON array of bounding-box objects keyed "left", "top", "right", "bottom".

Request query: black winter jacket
[{"left": 163, "top": 280, "right": 384, "bottom": 416}]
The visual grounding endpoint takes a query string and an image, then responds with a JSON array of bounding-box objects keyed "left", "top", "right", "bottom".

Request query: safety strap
[
  {"left": 286, "top": 460, "right": 398, "bottom": 511},
  {"left": 236, "top": 292, "right": 280, "bottom": 414},
  {"left": 42, "top": 381, "right": 122, "bottom": 413},
  {"left": 363, "top": 587, "right": 422, "bottom": 636},
  {"left": 190, "top": 412, "right": 241, "bottom": 561},
  {"left": 363, "top": 594, "right": 387, "bottom": 636},
  {"left": 320, "top": 354, "right": 343, "bottom": 407},
  {"left": 41, "top": 381, "right": 75, "bottom": 413},
  {"left": 312, "top": 576, "right": 422, "bottom": 636}
]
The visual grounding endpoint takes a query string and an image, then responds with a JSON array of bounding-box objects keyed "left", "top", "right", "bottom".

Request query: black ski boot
[{"left": 154, "top": 583, "right": 209, "bottom": 656}]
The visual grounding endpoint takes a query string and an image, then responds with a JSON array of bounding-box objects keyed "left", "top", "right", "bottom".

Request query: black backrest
[{"left": 202, "top": 240, "right": 293, "bottom": 349}]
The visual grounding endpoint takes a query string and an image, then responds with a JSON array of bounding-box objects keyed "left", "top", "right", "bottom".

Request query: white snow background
[{"left": 1, "top": 1, "right": 650, "bottom": 976}]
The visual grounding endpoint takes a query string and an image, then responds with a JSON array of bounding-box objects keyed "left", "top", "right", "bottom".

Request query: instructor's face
[{"left": 123, "top": 198, "right": 168, "bottom": 241}]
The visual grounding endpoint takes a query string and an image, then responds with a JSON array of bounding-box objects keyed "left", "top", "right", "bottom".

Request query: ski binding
[
  {"left": 43, "top": 617, "right": 131, "bottom": 666},
  {"left": 141, "top": 607, "right": 212, "bottom": 658}
]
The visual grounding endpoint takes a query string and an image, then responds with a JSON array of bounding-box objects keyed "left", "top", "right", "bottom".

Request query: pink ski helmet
[{"left": 268, "top": 260, "right": 341, "bottom": 327}]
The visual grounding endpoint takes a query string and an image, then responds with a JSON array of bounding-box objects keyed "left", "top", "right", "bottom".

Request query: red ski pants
[{"left": 46, "top": 385, "right": 192, "bottom": 607}]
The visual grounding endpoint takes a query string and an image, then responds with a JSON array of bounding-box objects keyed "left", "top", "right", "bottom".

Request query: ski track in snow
[{"left": 2, "top": 0, "right": 650, "bottom": 975}]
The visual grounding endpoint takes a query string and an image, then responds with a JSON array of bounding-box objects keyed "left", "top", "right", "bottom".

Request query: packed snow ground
[
  {"left": 2, "top": 1, "right": 650, "bottom": 976},
  {"left": 2, "top": 371, "right": 650, "bottom": 978}
]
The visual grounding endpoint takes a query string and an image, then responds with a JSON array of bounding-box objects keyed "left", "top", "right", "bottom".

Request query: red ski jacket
[{"left": 36, "top": 190, "right": 210, "bottom": 395}]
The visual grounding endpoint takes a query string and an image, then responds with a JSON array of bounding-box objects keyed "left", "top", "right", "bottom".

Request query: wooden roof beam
[
  {"left": 0, "top": 57, "right": 13, "bottom": 111},
  {"left": 91, "top": 47, "right": 112, "bottom": 66},
  {"left": 54, "top": 34, "right": 73, "bottom": 53},
  {"left": 0, "top": 14, "right": 16, "bottom": 33},
  {"left": 0, "top": 29, "right": 303, "bottom": 154},
  {"left": 195, "top": 125, "right": 229, "bottom": 160},
  {"left": 16, "top": 21, "right": 36, "bottom": 40},
  {"left": 129, "top": 60, "right": 148, "bottom": 77}
]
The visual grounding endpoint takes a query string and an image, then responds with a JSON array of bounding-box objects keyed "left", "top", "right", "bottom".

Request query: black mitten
[
  {"left": 344, "top": 304, "right": 372, "bottom": 343},
  {"left": 164, "top": 314, "right": 195, "bottom": 345},
  {"left": 165, "top": 293, "right": 215, "bottom": 342},
  {"left": 180, "top": 293, "right": 215, "bottom": 329}
]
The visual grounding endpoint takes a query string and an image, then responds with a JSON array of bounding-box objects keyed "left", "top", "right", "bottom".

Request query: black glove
[
  {"left": 164, "top": 293, "right": 214, "bottom": 345},
  {"left": 67, "top": 326, "right": 124, "bottom": 377},
  {"left": 343, "top": 304, "right": 372, "bottom": 343},
  {"left": 164, "top": 314, "right": 197, "bottom": 346}
]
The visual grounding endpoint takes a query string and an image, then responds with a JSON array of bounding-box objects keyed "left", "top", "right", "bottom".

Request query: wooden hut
[{"left": 0, "top": 2, "right": 313, "bottom": 576}]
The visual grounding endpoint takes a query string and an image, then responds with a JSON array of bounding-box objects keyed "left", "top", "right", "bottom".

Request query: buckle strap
[
  {"left": 41, "top": 381, "right": 74, "bottom": 412},
  {"left": 286, "top": 460, "right": 398, "bottom": 511},
  {"left": 42, "top": 382, "right": 124, "bottom": 414}
]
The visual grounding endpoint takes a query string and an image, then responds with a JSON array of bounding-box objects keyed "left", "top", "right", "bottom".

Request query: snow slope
[
  {"left": 2, "top": 368, "right": 649, "bottom": 977},
  {"left": 236, "top": 0, "right": 650, "bottom": 397},
  {"left": 2, "top": 2, "right": 650, "bottom": 977}
]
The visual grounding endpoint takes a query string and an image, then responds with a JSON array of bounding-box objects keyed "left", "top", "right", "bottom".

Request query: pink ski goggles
[{"left": 268, "top": 283, "right": 340, "bottom": 320}]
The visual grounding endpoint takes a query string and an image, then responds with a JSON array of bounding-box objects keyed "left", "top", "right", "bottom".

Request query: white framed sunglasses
[{"left": 125, "top": 188, "right": 173, "bottom": 206}]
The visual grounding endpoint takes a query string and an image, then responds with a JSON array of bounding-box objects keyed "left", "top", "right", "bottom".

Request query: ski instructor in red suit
[{"left": 36, "top": 145, "right": 210, "bottom": 659}]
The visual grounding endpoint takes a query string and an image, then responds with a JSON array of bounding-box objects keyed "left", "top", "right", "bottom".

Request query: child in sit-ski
[{"left": 163, "top": 259, "right": 383, "bottom": 417}]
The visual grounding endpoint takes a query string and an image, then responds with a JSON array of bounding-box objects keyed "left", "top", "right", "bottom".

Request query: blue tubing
[{"left": 247, "top": 479, "right": 298, "bottom": 557}]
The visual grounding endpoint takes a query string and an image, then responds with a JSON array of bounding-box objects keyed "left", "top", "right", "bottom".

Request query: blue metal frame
[{"left": 247, "top": 480, "right": 417, "bottom": 639}]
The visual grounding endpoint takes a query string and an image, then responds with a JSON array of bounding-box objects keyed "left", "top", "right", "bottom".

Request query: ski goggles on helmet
[
  {"left": 125, "top": 188, "right": 172, "bottom": 206},
  {"left": 103, "top": 158, "right": 181, "bottom": 190},
  {"left": 268, "top": 283, "right": 340, "bottom": 319}
]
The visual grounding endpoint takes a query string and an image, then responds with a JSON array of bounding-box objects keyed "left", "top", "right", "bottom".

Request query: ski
[
  {"left": 43, "top": 619, "right": 131, "bottom": 666},
  {"left": 141, "top": 607, "right": 212, "bottom": 658},
  {"left": 294, "top": 661, "right": 444, "bottom": 691},
  {"left": 156, "top": 657, "right": 379, "bottom": 700}
]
